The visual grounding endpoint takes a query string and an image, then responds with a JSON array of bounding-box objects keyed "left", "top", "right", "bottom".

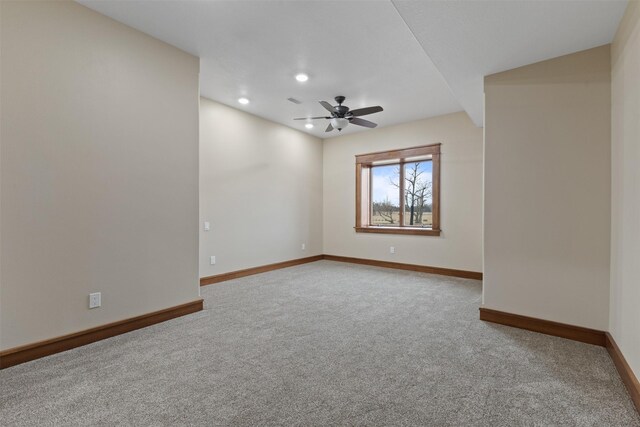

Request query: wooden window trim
[
  {"left": 355, "top": 143, "right": 441, "bottom": 166},
  {"left": 355, "top": 143, "right": 441, "bottom": 236},
  {"left": 354, "top": 226, "right": 442, "bottom": 236}
]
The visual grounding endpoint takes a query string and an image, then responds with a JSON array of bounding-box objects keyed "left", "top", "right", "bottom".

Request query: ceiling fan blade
[
  {"left": 293, "top": 116, "right": 330, "bottom": 120},
  {"left": 319, "top": 101, "right": 335, "bottom": 113},
  {"left": 349, "top": 106, "right": 383, "bottom": 117},
  {"left": 325, "top": 123, "right": 334, "bottom": 132},
  {"left": 350, "top": 117, "right": 377, "bottom": 128}
]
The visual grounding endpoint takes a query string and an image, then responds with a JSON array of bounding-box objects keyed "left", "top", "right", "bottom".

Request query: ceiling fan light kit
[
  {"left": 293, "top": 96, "right": 383, "bottom": 133},
  {"left": 331, "top": 117, "right": 349, "bottom": 131}
]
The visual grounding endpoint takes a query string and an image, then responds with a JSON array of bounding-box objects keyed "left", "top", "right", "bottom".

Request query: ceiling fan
[{"left": 294, "top": 96, "right": 383, "bottom": 132}]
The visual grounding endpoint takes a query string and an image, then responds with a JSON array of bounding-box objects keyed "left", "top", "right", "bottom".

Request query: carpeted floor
[{"left": 1, "top": 260, "right": 639, "bottom": 426}]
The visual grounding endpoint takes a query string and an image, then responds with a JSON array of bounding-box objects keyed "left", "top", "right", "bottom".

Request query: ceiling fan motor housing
[
  {"left": 335, "top": 106, "right": 349, "bottom": 116},
  {"left": 334, "top": 95, "right": 349, "bottom": 117}
]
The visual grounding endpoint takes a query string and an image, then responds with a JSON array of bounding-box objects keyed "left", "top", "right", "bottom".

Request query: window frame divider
[{"left": 399, "top": 161, "right": 405, "bottom": 227}]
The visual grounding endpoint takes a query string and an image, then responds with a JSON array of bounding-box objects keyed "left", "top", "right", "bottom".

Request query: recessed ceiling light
[
  {"left": 305, "top": 123, "right": 314, "bottom": 129},
  {"left": 238, "top": 97, "right": 249, "bottom": 105},
  {"left": 295, "top": 73, "right": 309, "bottom": 82}
]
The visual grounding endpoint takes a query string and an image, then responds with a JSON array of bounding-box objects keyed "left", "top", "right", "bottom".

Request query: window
[{"left": 355, "top": 144, "right": 441, "bottom": 236}]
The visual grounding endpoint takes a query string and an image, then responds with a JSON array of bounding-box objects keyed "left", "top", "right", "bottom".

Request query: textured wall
[
  {"left": 199, "top": 97, "right": 323, "bottom": 277},
  {"left": 322, "top": 112, "right": 483, "bottom": 272},
  {"left": 483, "top": 45, "right": 611, "bottom": 330},
  {"left": 610, "top": 0, "right": 640, "bottom": 381},
  {"left": 0, "top": 1, "right": 201, "bottom": 350}
]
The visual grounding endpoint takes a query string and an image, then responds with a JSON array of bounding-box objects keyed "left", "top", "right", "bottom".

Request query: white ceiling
[
  {"left": 79, "top": 0, "right": 627, "bottom": 135},
  {"left": 77, "top": 0, "right": 462, "bottom": 138},
  {"left": 392, "top": 0, "right": 628, "bottom": 126}
]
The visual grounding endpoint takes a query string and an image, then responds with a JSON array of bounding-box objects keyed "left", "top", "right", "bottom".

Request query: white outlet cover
[
  {"left": 301, "top": 243, "right": 306, "bottom": 250},
  {"left": 210, "top": 255, "right": 216, "bottom": 265},
  {"left": 204, "top": 221, "right": 210, "bottom": 231},
  {"left": 89, "top": 292, "right": 101, "bottom": 309},
  {"left": 390, "top": 246, "right": 395, "bottom": 254}
]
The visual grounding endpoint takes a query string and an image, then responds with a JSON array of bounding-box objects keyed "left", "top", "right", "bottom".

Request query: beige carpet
[{"left": 1, "top": 260, "right": 638, "bottom": 426}]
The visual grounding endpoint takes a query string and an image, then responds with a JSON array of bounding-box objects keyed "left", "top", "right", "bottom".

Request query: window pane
[
  {"left": 403, "top": 161, "right": 433, "bottom": 227},
  {"left": 370, "top": 164, "right": 400, "bottom": 226}
]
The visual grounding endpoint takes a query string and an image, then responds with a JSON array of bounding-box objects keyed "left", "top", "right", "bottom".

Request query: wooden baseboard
[
  {"left": 201, "top": 255, "right": 482, "bottom": 285},
  {"left": 0, "top": 299, "right": 203, "bottom": 369},
  {"left": 0, "top": 255, "right": 478, "bottom": 367},
  {"left": 322, "top": 254, "right": 483, "bottom": 280},
  {"left": 606, "top": 332, "right": 640, "bottom": 413},
  {"left": 479, "top": 307, "right": 606, "bottom": 346},
  {"left": 480, "top": 308, "right": 639, "bottom": 415},
  {"left": 200, "top": 255, "right": 324, "bottom": 286}
]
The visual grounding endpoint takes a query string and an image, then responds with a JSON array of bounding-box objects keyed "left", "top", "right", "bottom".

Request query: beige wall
[
  {"left": 0, "top": 1, "right": 201, "bottom": 350},
  {"left": 323, "top": 112, "right": 483, "bottom": 272},
  {"left": 0, "top": 0, "right": 3, "bottom": 350},
  {"left": 483, "top": 45, "right": 611, "bottom": 330},
  {"left": 199, "top": 97, "right": 323, "bottom": 277},
  {"left": 610, "top": 0, "right": 640, "bottom": 380}
]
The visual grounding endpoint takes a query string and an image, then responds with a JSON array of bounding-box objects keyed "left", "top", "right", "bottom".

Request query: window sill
[{"left": 354, "top": 226, "right": 441, "bottom": 236}]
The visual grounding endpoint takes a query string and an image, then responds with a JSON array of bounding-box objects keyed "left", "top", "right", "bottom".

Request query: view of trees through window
[
  {"left": 371, "top": 161, "right": 433, "bottom": 227},
  {"left": 371, "top": 165, "right": 400, "bottom": 225}
]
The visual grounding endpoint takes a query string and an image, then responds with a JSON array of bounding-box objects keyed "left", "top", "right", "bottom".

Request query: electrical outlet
[
  {"left": 390, "top": 246, "right": 395, "bottom": 254},
  {"left": 210, "top": 255, "right": 216, "bottom": 265},
  {"left": 301, "top": 243, "right": 306, "bottom": 251},
  {"left": 204, "top": 221, "right": 210, "bottom": 231},
  {"left": 89, "top": 292, "right": 101, "bottom": 309}
]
